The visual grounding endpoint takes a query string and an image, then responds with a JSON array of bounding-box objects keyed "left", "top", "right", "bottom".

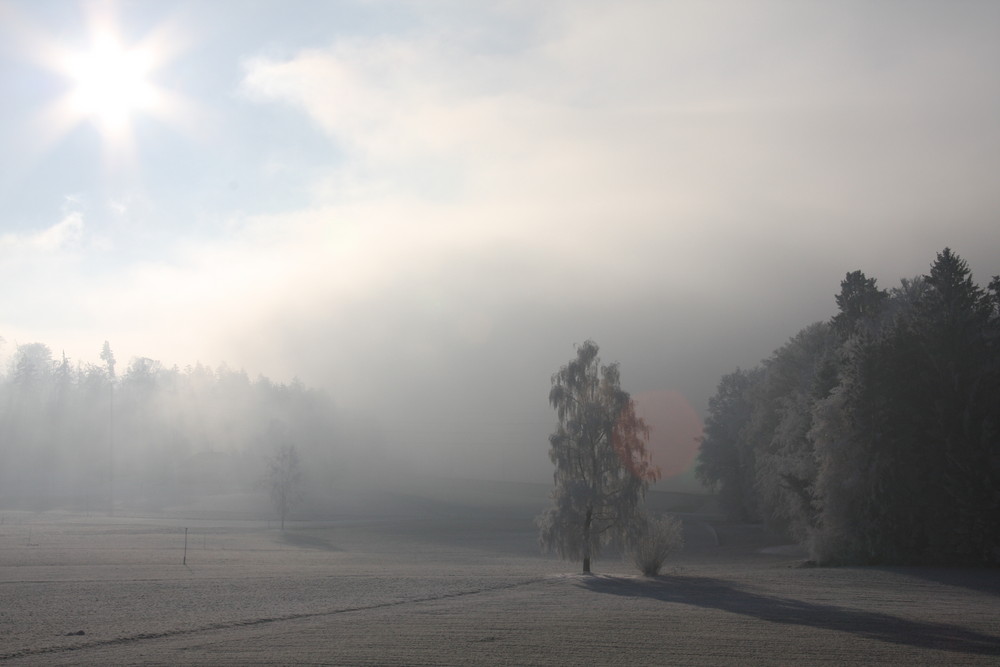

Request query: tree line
[
  {"left": 696, "top": 249, "right": 1000, "bottom": 565},
  {"left": 0, "top": 341, "right": 339, "bottom": 513}
]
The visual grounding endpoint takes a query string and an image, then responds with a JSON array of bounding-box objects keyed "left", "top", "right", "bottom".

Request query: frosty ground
[{"left": 1, "top": 483, "right": 998, "bottom": 665}]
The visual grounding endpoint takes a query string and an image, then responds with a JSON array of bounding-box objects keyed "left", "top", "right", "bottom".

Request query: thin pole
[
  {"left": 183, "top": 527, "right": 188, "bottom": 565},
  {"left": 108, "top": 382, "right": 114, "bottom": 516}
]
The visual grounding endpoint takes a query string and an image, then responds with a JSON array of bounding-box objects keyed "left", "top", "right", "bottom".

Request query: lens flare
[{"left": 632, "top": 390, "right": 703, "bottom": 478}]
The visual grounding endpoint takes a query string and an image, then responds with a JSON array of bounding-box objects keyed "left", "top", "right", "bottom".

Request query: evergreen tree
[
  {"left": 832, "top": 270, "right": 888, "bottom": 339},
  {"left": 704, "top": 249, "right": 999, "bottom": 565},
  {"left": 696, "top": 367, "right": 761, "bottom": 521},
  {"left": 913, "top": 249, "right": 998, "bottom": 562},
  {"left": 811, "top": 249, "right": 999, "bottom": 564},
  {"left": 752, "top": 322, "right": 837, "bottom": 541}
]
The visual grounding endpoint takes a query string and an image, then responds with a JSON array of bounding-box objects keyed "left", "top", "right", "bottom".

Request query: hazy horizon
[{"left": 2, "top": 0, "right": 999, "bottom": 486}]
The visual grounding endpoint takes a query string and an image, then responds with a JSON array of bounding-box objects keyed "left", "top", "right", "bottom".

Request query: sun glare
[
  {"left": 21, "top": 4, "right": 193, "bottom": 168},
  {"left": 66, "top": 32, "right": 158, "bottom": 133}
]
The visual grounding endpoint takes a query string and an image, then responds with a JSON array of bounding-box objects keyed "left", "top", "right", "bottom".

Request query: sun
[
  {"left": 18, "top": 3, "right": 193, "bottom": 169},
  {"left": 56, "top": 18, "right": 167, "bottom": 157},
  {"left": 66, "top": 31, "right": 159, "bottom": 135}
]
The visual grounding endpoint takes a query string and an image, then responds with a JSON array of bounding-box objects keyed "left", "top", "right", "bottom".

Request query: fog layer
[{"left": 2, "top": 2, "right": 999, "bottom": 484}]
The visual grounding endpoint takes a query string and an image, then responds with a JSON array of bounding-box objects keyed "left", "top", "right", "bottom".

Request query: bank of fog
[{"left": 0, "top": 346, "right": 386, "bottom": 515}]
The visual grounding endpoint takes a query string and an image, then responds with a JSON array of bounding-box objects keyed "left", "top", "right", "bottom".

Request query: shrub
[{"left": 629, "top": 514, "right": 684, "bottom": 576}]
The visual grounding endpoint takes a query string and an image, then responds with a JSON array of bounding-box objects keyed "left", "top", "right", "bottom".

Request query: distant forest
[
  {"left": 697, "top": 249, "right": 999, "bottom": 566},
  {"left": 0, "top": 344, "right": 344, "bottom": 513}
]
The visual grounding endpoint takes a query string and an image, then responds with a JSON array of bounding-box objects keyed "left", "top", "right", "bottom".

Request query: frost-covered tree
[
  {"left": 698, "top": 322, "right": 837, "bottom": 537},
  {"left": 811, "top": 250, "right": 999, "bottom": 564},
  {"left": 696, "top": 367, "right": 760, "bottom": 521},
  {"left": 537, "top": 340, "right": 660, "bottom": 574},
  {"left": 100, "top": 341, "right": 116, "bottom": 380},
  {"left": 629, "top": 513, "right": 684, "bottom": 576},
  {"left": 810, "top": 313, "right": 928, "bottom": 563},
  {"left": 265, "top": 442, "right": 302, "bottom": 530},
  {"left": 0, "top": 340, "right": 342, "bottom": 513},
  {"left": 696, "top": 248, "right": 998, "bottom": 565},
  {"left": 751, "top": 322, "right": 838, "bottom": 541}
]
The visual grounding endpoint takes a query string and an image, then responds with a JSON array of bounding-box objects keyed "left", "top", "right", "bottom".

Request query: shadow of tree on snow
[
  {"left": 578, "top": 574, "right": 1000, "bottom": 656},
  {"left": 871, "top": 566, "right": 1000, "bottom": 599}
]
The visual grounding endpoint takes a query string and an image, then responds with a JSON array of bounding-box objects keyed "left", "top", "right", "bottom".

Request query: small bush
[{"left": 629, "top": 514, "right": 684, "bottom": 576}]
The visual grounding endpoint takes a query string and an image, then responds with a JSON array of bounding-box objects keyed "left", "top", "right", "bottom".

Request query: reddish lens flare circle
[{"left": 629, "top": 390, "right": 703, "bottom": 478}]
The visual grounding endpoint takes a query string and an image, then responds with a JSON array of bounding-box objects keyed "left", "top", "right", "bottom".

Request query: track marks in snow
[{"left": 0, "top": 576, "right": 549, "bottom": 662}]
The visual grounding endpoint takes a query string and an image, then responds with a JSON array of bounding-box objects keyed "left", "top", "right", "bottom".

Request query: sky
[{"left": 2, "top": 0, "right": 999, "bottom": 485}]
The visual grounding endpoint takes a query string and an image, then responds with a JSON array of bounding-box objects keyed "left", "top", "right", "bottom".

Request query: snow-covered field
[{"left": 1, "top": 494, "right": 998, "bottom": 665}]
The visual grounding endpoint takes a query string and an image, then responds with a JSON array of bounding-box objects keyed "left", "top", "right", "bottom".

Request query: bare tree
[
  {"left": 629, "top": 513, "right": 684, "bottom": 576},
  {"left": 265, "top": 443, "right": 302, "bottom": 530},
  {"left": 537, "top": 340, "right": 660, "bottom": 573}
]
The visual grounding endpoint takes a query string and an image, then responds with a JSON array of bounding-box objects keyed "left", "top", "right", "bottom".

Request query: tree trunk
[{"left": 582, "top": 507, "right": 592, "bottom": 574}]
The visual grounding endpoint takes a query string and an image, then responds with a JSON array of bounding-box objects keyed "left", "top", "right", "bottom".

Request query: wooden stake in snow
[{"left": 183, "top": 527, "right": 188, "bottom": 565}]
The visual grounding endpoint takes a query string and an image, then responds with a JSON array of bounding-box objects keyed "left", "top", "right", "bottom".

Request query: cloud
[
  {"left": 237, "top": 1, "right": 1000, "bottom": 266},
  {"left": 225, "top": 1, "right": 1000, "bottom": 479},
  {"left": 5, "top": 1, "right": 1000, "bottom": 482},
  {"left": 0, "top": 211, "right": 84, "bottom": 254},
  {"left": 234, "top": 2, "right": 1000, "bottom": 349}
]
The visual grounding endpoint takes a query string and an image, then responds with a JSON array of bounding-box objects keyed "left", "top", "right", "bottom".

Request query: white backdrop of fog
[{"left": 2, "top": 1, "right": 999, "bottom": 488}]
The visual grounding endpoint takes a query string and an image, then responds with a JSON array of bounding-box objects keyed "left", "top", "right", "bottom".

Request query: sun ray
[{"left": 14, "top": 2, "right": 197, "bottom": 175}]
